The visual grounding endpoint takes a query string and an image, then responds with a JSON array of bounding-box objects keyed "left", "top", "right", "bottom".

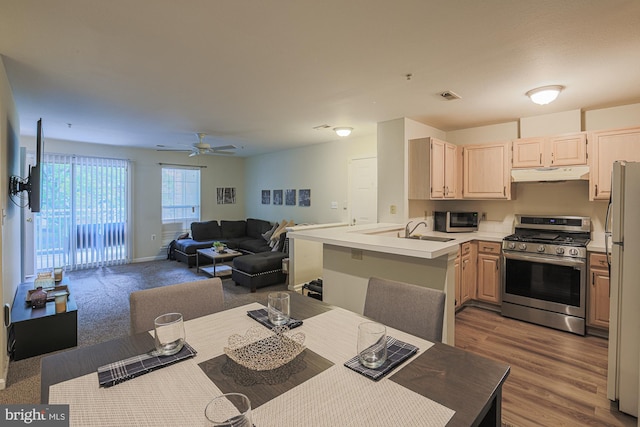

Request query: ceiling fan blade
[
  {"left": 205, "top": 150, "right": 235, "bottom": 155},
  {"left": 156, "top": 148, "right": 192, "bottom": 152},
  {"left": 211, "top": 144, "right": 237, "bottom": 151},
  {"left": 188, "top": 151, "right": 199, "bottom": 157}
]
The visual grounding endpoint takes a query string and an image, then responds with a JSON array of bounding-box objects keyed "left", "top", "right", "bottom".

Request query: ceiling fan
[{"left": 157, "top": 133, "right": 237, "bottom": 156}]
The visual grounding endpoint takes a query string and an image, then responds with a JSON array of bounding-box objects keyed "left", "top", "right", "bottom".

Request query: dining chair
[
  {"left": 129, "top": 277, "right": 224, "bottom": 334},
  {"left": 363, "top": 276, "right": 446, "bottom": 342}
]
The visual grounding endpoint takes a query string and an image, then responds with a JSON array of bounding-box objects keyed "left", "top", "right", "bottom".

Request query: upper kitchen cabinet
[
  {"left": 589, "top": 127, "right": 640, "bottom": 200},
  {"left": 430, "top": 138, "right": 461, "bottom": 199},
  {"left": 408, "top": 137, "right": 461, "bottom": 200},
  {"left": 408, "top": 138, "right": 430, "bottom": 199},
  {"left": 512, "top": 132, "right": 587, "bottom": 168},
  {"left": 463, "top": 142, "right": 512, "bottom": 199}
]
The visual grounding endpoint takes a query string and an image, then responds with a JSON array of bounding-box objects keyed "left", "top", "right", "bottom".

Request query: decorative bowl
[{"left": 224, "top": 326, "right": 305, "bottom": 371}]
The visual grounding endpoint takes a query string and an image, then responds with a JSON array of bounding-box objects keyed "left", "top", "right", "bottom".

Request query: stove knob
[
  {"left": 537, "top": 245, "right": 545, "bottom": 252},
  {"left": 556, "top": 247, "right": 565, "bottom": 255},
  {"left": 569, "top": 248, "right": 579, "bottom": 256},
  {"left": 507, "top": 242, "right": 516, "bottom": 250},
  {"left": 519, "top": 243, "right": 527, "bottom": 250}
]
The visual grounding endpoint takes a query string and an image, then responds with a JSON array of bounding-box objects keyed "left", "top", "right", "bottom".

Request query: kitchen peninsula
[{"left": 288, "top": 223, "right": 506, "bottom": 344}]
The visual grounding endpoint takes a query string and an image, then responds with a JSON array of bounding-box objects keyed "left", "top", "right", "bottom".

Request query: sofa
[{"left": 174, "top": 218, "right": 274, "bottom": 267}]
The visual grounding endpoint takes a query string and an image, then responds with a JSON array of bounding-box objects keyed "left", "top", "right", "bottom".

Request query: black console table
[{"left": 9, "top": 280, "right": 78, "bottom": 360}]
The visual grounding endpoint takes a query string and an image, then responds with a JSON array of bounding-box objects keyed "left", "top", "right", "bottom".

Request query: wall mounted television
[{"left": 9, "top": 118, "right": 43, "bottom": 212}]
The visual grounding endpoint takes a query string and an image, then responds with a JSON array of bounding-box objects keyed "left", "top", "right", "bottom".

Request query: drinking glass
[
  {"left": 204, "top": 393, "right": 252, "bottom": 427},
  {"left": 154, "top": 313, "right": 185, "bottom": 356},
  {"left": 358, "top": 321, "right": 387, "bottom": 369},
  {"left": 268, "top": 292, "right": 290, "bottom": 326}
]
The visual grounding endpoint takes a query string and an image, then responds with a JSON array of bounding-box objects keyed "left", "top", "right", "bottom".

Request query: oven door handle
[{"left": 503, "top": 251, "right": 586, "bottom": 268}]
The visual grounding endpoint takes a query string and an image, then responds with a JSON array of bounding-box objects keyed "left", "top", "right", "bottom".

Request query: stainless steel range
[{"left": 501, "top": 215, "right": 591, "bottom": 335}]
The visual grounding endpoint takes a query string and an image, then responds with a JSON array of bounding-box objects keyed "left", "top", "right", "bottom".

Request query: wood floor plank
[{"left": 454, "top": 307, "right": 636, "bottom": 427}]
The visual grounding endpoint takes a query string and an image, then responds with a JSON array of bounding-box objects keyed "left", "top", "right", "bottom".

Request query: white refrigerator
[{"left": 606, "top": 160, "right": 640, "bottom": 417}]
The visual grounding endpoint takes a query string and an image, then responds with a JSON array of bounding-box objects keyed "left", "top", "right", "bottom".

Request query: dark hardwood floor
[{"left": 454, "top": 307, "right": 637, "bottom": 427}]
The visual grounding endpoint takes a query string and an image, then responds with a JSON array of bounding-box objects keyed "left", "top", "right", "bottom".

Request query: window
[{"left": 161, "top": 167, "right": 200, "bottom": 243}]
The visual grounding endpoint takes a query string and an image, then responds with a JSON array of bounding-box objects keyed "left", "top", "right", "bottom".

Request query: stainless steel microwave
[{"left": 433, "top": 211, "right": 479, "bottom": 233}]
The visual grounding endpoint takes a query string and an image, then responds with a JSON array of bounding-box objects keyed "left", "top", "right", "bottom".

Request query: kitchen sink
[{"left": 405, "top": 235, "right": 455, "bottom": 242}]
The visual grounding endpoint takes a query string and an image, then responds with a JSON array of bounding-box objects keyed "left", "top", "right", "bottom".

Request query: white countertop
[{"left": 288, "top": 223, "right": 508, "bottom": 260}]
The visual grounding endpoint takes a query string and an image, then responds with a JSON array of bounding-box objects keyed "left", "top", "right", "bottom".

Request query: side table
[{"left": 9, "top": 280, "right": 78, "bottom": 360}]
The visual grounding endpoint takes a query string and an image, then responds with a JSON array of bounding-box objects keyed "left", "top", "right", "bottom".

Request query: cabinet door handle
[
  {"left": 595, "top": 184, "right": 598, "bottom": 196},
  {"left": 539, "top": 153, "right": 542, "bottom": 164},
  {"left": 592, "top": 272, "right": 595, "bottom": 285},
  {"left": 503, "top": 186, "right": 506, "bottom": 196}
]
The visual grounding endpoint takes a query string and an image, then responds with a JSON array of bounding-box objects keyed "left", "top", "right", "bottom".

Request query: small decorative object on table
[
  {"left": 212, "top": 241, "right": 226, "bottom": 253},
  {"left": 224, "top": 325, "right": 305, "bottom": 371},
  {"left": 34, "top": 271, "right": 55, "bottom": 290},
  {"left": 30, "top": 287, "right": 47, "bottom": 309}
]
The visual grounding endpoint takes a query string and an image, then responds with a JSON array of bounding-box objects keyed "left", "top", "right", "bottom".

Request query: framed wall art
[
  {"left": 261, "top": 190, "right": 271, "bottom": 204},
  {"left": 299, "top": 189, "right": 310, "bottom": 207},
  {"left": 273, "top": 189, "right": 283, "bottom": 205},
  {"left": 285, "top": 189, "right": 296, "bottom": 206},
  {"left": 216, "top": 187, "right": 236, "bottom": 204}
]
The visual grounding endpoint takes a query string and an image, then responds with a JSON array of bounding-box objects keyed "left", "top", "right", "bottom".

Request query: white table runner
[{"left": 50, "top": 302, "right": 455, "bottom": 426}]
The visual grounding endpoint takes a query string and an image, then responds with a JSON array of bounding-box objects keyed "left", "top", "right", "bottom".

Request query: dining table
[{"left": 41, "top": 291, "right": 510, "bottom": 426}]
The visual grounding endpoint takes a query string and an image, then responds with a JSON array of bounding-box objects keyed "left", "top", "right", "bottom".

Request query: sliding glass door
[{"left": 34, "top": 154, "right": 130, "bottom": 270}]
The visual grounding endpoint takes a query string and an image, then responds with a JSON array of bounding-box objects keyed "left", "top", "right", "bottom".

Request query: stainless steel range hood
[{"left": 511, "top": 165, "right": 590, "bottom": 182}]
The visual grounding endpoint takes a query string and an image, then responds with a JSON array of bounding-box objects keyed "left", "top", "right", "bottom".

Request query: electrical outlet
[
  {"left": 151, "top": 234, "right": 156, "bottom": 241},
  {"left": 390, "top": 205, "right": 397, "bottom": 214},
  {"left": 481, "top": 212, "right": 487, "bottom": 221},
  {"left": 351, "top": 249, "right": 363, "bottom": 260}
]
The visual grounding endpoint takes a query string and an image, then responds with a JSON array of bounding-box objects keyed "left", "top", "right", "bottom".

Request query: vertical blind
[{"left": 35, "top": 154, "right": 130, "bottom": 270}]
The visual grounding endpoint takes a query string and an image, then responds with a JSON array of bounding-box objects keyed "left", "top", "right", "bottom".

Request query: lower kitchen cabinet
[
  {"left": 460, "top": 242, "right": 477, "bottom": 305},
  {"left": 588, "top": 252, "right": 610, "bottom": 330},
  {"left": 476, "top": 241, "right": 501, "bottom": 304}
]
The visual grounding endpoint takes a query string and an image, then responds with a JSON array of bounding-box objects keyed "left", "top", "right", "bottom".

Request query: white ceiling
[{"left": 1, "top": 0, "right": 639, "bottom": 157}]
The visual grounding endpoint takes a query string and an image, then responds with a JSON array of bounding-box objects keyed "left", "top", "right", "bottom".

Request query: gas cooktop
[{"left": 502, "top": 215, "right": 591, "bottom": 258}]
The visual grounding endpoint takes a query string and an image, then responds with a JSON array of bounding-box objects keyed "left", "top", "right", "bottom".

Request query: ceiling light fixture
[
  {"left": 334, "top": 127, "right": 353, "bottom": 137},
  {"left": 526, "top": 85, "right": 564, "bottom": 105}
]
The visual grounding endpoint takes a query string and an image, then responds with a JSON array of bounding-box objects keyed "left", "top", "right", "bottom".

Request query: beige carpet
[{"left": 0, "top": 259, "right": 288, "bottom": 404}]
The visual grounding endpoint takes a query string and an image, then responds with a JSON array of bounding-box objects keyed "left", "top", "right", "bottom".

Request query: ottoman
[{"left": 231, "top": 252, "right": 288, "bottom": 292}]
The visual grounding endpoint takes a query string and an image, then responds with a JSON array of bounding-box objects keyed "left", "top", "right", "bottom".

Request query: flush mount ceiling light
[
  {"left": 526, "top": 85, "right": 564, "bottom": 105},
  {"left": 334, "top": 127, "right": 353, "bottom": 137}
]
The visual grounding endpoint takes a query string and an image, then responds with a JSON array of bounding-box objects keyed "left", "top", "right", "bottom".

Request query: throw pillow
[
  {"left": 262, "top": 222, "right": 278, "bottom": 242},
  {"left": 177, "top": 232, "right": 189, "bottom": 240},
  {"left": 270, "top": 220, "right": 289, "bottom": 243}
]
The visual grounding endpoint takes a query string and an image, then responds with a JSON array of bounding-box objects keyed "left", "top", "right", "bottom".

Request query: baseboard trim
[{"left": 132, "top": 255, "right": 166, "bottom": 263}]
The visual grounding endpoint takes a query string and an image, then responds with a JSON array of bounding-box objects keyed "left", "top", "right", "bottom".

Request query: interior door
[{"left": 349, "top": 157, "right": 377, "bottom": 226}]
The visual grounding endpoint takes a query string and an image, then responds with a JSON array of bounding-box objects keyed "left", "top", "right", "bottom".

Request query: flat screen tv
[{"left": 28, "top": 118, "right": 43, "bottom": 213}]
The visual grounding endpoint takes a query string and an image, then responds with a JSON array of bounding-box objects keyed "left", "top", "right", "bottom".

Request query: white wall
[
  {"left": 584, "top": 103, "right": 640, "bottom": 131},
  {"left": 244, "top": 133, "right": 376, "bottom": 225},
  {"left": 0, "top": 57, "right": 21, "bottom": 389},
  {"left": 377, "top": 118, "right": 445, "bottom": 224},
  {"left": 18, "top": 137, "right": 246, "bottom": 262}
]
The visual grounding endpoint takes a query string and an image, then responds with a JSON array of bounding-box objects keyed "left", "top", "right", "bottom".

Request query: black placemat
[
  {"left": 97, "top": 342, "right": 197, "bottom": 387},
  {"left": 344, "top": 337, "right": 418, "bottom": 381},
  {"left": 247, "top": 308, "right": 303, "bottom": 330}
]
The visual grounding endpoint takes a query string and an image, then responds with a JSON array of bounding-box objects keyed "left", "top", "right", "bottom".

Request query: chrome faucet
[{"left": 404, "top": 221, "right": 428, "bottom": 238}]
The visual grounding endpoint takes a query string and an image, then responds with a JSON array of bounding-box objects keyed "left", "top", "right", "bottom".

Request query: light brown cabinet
[
  {"left": 454, "top": 247, "right": 461, "bottom": 310},
  {"left": 408, "top": 138, "right": 430, "bottom": 200},
  {"left": 463, "top": 142, "right": 511, "bottom": 199},
  {"left": 476, "top": 241, "right": 501, "bottom": 304},
  {"left": 430, "top": 138, "right": 460, "bottom": 199},
  {"left": 512, "top": 133, "right": 587, "bottom": 168},
  {"left": 589, "top": 127, "right": 640, "bottom": 200},
  {"left": 460, "top": 242, "right": 477, "bottom": 304},
  {"left": 588, "top": 252, "right": 610, "bottom": 330}
]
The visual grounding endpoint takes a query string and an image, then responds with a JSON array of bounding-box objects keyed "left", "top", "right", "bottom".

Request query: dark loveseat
[{"left": 174, "top": 218, "right": 273, "bottom": 267}]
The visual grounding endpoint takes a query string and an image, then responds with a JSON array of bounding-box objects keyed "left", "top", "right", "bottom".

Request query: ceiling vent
[{"left": 440, "top": 91, "right": 461, "bottom": 100}]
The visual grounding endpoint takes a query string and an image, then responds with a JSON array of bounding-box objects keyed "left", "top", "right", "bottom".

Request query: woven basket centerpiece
[{"left": 224, "top": 326, "right": 305, "bottom": 371}]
